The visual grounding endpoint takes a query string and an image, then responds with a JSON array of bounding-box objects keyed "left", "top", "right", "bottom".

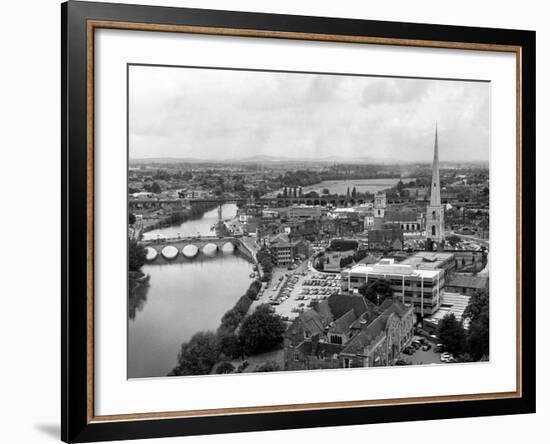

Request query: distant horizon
[{"left": 128, "top": 154, "right": 489, "bottom": 166}]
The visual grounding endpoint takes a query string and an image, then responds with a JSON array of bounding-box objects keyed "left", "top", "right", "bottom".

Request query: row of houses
[{"left": 284, "top": 294, "right": 415, "bottom": 370}]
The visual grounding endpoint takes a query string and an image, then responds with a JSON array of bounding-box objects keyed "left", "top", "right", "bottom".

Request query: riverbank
[
  {"left": 129, "top": 254, "right": 255, "bottom": 378},
  {"left": 168, "top": 278, "right": 263, "bottom": 376},
  {"left": 141, "top": 201, "right": 219, "bottom": 235}
]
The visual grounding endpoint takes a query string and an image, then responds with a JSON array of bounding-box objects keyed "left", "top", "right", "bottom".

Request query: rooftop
[
  {"left": 342, "top": 261, "right": 442, "bottom": 279},
  {"left": 400, "top": 251, "right": 455, "bottom": 270},
  {"left": 446, "top": 274, "right": 489, "bottom": 289},
  {"left": 423, "top": 291, "right": 471, "bottom": 324}
]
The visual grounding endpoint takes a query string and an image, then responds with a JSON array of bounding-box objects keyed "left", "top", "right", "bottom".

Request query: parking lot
[
  {"left": 397, "top": 336, "right": 446, "bottom": 365},
  {"left": 251, "top": 267, "right": 341, "bottom": 321}
]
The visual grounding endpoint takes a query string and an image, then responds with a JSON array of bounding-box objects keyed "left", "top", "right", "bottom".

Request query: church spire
[{"left": 430, "top": 123, "right": 441, "bottom": 207}]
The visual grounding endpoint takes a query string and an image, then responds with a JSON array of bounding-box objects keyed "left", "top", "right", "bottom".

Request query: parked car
[
  {"left": 422, "top": 343, "right": 432, "bottom": 351},
  {"left": 434, "top": 343, "right": 444, "bottom": 353},
  {"left": 395, "top": 359, "right": 412, "bottom": 366},
  {"left": 440, "top": 352, "right": 454, "bottom": 363},
  {"left": 403, "top": 347, "right": 414, "bottom": 355}
]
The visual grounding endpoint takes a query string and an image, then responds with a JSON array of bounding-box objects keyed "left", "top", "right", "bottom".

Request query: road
[{"left": 448, "top": 230, "right": 490, "bottom": 248}]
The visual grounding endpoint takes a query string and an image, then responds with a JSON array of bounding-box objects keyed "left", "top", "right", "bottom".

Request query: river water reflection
[
  {"left": 142, "top": 203, "right": 237, "bottom": 240},
  {"left": 128, "top": 203, "right": 253, "bottom": 378}
]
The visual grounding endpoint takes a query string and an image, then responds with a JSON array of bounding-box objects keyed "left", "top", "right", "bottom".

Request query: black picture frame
[{"left": 61, "top": 1, "right": 536, "bottom": 442}]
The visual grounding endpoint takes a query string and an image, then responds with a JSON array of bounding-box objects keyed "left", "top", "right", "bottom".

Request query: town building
[
  {"left": 340, "top": 258, "right": 445, "bottom": 317},
  {"left": 422, "top": 291, "right": 472, "bottom": 332},
  {"left": 284, "top": 294, "right": 415, "bottom": 370},
  {"left": 426, "top": 124, "right": 445, "bottom": 250},
  {"left": 383, "top": 209, "right": 424, "bottom": 232},
  {"left": 267, "top": 233, "right": 309, "bottom": 266},
  {"left": 445, "top": 274, "right": 489, "bottom": 295},
  {"left": 367, "top": 228, "right": 404, "bottom": 250},
  {"left": 400, "top": 251, "right": 456, "bottom": 279},
  {"left": 288, "top": 205, "right": 324, "bottom": 222},
  {"left": 374, "top": 191, "right": 387, "bottom": 218}
]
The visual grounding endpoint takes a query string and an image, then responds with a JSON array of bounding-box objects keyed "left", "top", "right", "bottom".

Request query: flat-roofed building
[
  {"left": 400, "top": 251, "right": 456, "bottom": 278},
  {"left": 423, "top": 291, "right": 471, "bottom": 332},
  {"left": 446, "top": 274, "right": 489, "bottom": 295},
  {"left": 341, "top": 259, "right": 444, "bottom": 317},
  {"left": 288, "top": 205, "right": 324, "bottom": 222}
]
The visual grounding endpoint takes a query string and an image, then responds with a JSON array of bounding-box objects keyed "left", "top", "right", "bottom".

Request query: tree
[
  {"left": 151, "top": 182, "right": 162, "bottom": 194},
  {"left": 463, "top": 290, "right": 489, "bottom": 322},
  {"left": 218, "top": 332, "right": 243, "bottom": 359},
  {"left": 351, "top": 186, "right": 357, "bottom": 198},
  {"left": 298, "top": 187, "right": 303, "bottom": 196},
  {"left": 437, "top": 313, "right": 467, "bottom": 355},
  {"left": 238, "top": 305, "right": 286, "bottom": 355},
  {"left": 340, "top": 255, "right": 354, "bottom": 268},
  {"left": 463, "top": 290, "right": 489, "bottom": 360},
  {"left": 172, "top": 331, "right": 220, "bottom": 376},
  {"left": 128, "top": 238, "right": 146, "bottom": 271},
  {"left": 467, "top": 313, "right": 489, "bottom": 360},
  {"left": 358, "top": 279, "right": 393, "bottom": 305},
  {"left": 128, "top": 213, "right": 136, "bottom": 226},
  {"left": 256, "top": 361, "right": 281, "bottom": 372},
  {"left": 322, "top": 188, "right": 330, "bottom": 195},
  {"left": 215, "top": 362, "right": 235, "bottom": 374},
  {"left": 283, "top": 187, "right": 288, "bottom": 198},
  {"left": 346, "top": 187, "right": 350, "bottom": 200},
  {"left": 396, "top": 180, "right": 404, "bottom": 193}
]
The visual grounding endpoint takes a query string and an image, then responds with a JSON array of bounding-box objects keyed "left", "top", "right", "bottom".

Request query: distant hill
[{"left": 129, "top": 156, "right": 488, "bottom": 168}]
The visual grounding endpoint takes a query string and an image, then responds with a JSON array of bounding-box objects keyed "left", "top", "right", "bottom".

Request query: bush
[
  {"left": 256, "top": 361, "right": 280, "bottom": 372},
  {"left": 328, "top": 239, "right": 358, "bottom": 252},
  {"left": 215, "top": 362, "right": 235, "bottom": 374}
]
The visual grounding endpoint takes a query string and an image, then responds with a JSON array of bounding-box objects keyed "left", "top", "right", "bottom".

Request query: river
[
  {"left": 142, "top": 203, "right": 237, "bottom": 240},
  {"left": 263, "top": 177, "right": 404, "bottom": 198},
  {"left": 128, "top": 203, "right": 254, "bottom": 378}
]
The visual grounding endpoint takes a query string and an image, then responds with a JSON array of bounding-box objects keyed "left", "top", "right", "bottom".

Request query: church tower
[{"left": 426, "top": 124, "right": 445, "bottom": 250}]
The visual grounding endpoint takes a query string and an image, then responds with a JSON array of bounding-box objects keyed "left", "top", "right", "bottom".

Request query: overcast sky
[{"left": 129, "top": 65, "right": 490, "bottom": 162}]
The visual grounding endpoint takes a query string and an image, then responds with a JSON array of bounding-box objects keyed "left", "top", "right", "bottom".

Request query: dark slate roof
[
  {"left": 295, "top": 339, "right": 344, "bottom": 357},
  {"left": 384, "top": 210, "right": 418, "bottom": 222},
  {"left": 299, "top": 310, "right": 328, "bottom": 336},
  {"left": 350, "top": 306, "right": 382, "bottom": 330},
  {"left": 369, "top": 228, "right": 403, "bottom": 242},
  {"left": 330, "top": 309, "right": 357, "bottom": 334},
  {"left": 316, "top": 342, "right": 344, "bottom": 356},
  {"left": 328, "top": 293, "right": 369, "bottom": 319},
  {"left": 341, "top": 315, "right": 389, "bottom": 355},
  {"left": 341, "top": 301, "right": 412, "bottom": 355},
  {"left": 315, "top": 299, "right": 334, "bottom": 324},
  {"left": 380, "top": 299, "right": 412, "bottom": 318}
]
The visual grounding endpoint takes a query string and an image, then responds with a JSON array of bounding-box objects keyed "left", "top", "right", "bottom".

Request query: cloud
[
  {"left": 128, "top": 65, "right": 490, "bottom": 162},
  {"left": 361, "top": 78, "right": 431, "bottom": 108}
]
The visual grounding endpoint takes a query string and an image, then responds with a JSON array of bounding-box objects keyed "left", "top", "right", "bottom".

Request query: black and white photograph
[{"left": 127, "top": 66, "right": 490, "bottom": 379}]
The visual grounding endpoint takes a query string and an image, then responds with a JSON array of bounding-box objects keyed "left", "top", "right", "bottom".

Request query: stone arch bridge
[{"left": 141, "top": 236, "right": 257, "bottom": 264}]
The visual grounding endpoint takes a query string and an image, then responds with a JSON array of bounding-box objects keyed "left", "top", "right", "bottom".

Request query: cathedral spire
[{"left": 430, "top": 123, "right": 441, "bottom": 207}]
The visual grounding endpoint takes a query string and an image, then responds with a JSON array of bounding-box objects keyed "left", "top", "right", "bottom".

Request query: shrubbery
[
  {"left": 215, "top": 362, "right": 235, "bottom": 374},
  {"left": 328, "top": 239, "right": 358, "bottom": 252}
]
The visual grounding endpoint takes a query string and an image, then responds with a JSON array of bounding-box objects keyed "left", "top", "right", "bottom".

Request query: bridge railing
[{"left": 142, "top": 235, "right": 236, "bottom": 244}]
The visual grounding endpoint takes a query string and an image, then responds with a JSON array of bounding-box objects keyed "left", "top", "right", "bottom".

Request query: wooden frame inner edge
[{"left": 85, "top": 19, "right": 523, "bottom": 423}]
